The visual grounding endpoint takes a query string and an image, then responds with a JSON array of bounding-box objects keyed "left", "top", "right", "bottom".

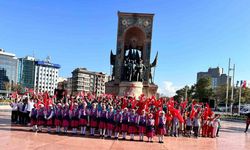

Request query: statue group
[{"left": 123, "top": 49, "right": 146, "bottom": 82}]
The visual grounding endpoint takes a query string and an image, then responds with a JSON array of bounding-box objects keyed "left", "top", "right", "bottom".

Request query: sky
[{"left": 0, "top": 0, "right": 250, "bottom": 96}]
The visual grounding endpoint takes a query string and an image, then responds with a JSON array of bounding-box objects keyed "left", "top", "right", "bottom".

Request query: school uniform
[
  {"left": 114, "top": 111, "right": 122, "bottom": 133},
  {"left": 121, "top": 112, "right": 129, "bottom": 132},
  {"left": 90, "top": 108, "right": 98, "bottom": 128},
  {"left": 62, "top": 109, "right": 70, "bottom": 127},
  {"left": 98, "top": 110, "right": 107, "bottom": 129},
  {"left": 146, "top": 118, "right": 155, "bottom": 138},
  {"left": 79, "top": 108, "right": 88, "bottom": 127},
  {"left": 37, "top": 108, "right": 45, "bottom": 126},
  {"left": 30, "top": 108, "right": 37, "bottom": 126},
  {"left": 46, "top": 109, "right": 54, "bottom": 127},
  {"left": 157, "top": 116, "right": 166, "bottom": 135},
  {"left": 128, "top": 114, "right": 138, "bottom": 134},
  {"left": 71, "top": 108, "right": 79, "bottom": 128},
  {"left": 107, "top": 111, "right": 115, "bottom": 131},
  {"left": 54, "top": 108, "right": 63, "bottom": 127},
  {"left": 138, "top": 115, "right": 146, "bottom": 134}
]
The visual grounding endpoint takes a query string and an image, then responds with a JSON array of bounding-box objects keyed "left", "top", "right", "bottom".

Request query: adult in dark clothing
[{"left": 244, "top": 113, "right": 250, "bottom": 133}]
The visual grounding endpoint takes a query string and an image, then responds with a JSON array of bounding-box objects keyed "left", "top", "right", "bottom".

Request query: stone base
[
  {"left": 118, "top": 82, "right": 143, "bottom": 98},
  {"left": 105, "top": 81, "right": 158, "bottom": 98}
]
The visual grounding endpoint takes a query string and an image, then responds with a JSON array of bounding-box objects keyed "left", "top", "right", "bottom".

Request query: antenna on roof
[
  {"left": 32, "top": 50, "right": 35, "bottom": 58},
  {"left": 45, "top": 56, "right": 51, "bottom": 63}
]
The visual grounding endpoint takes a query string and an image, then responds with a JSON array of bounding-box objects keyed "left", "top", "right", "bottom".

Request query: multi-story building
[
  {"left": 0, "top": 49, "right": 18, "bottom": 95},
  {"left": 34, "top": 58, "right": 61, "bottom": 95},
  {"left": 197, "top": 67, "right": 231, "bottom": 89},
  {"left": 18, "top": 56, "right": 36, "bottom": 89},
  {"left": 66, "top": 77, "right": 72, "bottom": 95},
  {"left": 71, "top": 68, "right": 109, "bottom": 96}
]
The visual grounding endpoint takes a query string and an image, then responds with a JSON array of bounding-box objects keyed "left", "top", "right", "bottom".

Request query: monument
[{"left": 105, "top": 12, "right": 158, "bottom": 98}]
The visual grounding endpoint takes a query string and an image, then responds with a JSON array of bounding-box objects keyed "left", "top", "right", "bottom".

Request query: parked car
[
  {"left": 217, "top": 106, "right": 230, "bottom": 112},
  {"left": 240, "top": 107, "right": 250, "bottom": 115}
]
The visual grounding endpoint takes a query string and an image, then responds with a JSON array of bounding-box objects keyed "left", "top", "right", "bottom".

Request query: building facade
[
  {"left": 197, "top": 67, "right": 231, "bottom": 89},
  {"left": 34, "top": 60, "right": 61, "bottom": 95},
  {"left": 0, "top": 49, "right": 18, "bottom": 95},
  {"left": 71, "top": 68, "right": 109, "bottom": 96},
  {"left": 18, "top": 56, "right": 36, "bottom": 89}
]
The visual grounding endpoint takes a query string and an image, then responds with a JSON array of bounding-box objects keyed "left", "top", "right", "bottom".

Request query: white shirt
[
  {"left": 27, "top": 101, "right": 34, "bottom": 112},
  {"left": 10, "top": 103, "right": 18, "bottom": 111}
]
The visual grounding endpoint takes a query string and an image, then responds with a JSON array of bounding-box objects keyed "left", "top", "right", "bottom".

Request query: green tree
[
  {"left": 241, "top": 87, "right": 250, "bottom": 104},
  {"left": 194, "top": 77, "right": 213, "bottom": 100}
]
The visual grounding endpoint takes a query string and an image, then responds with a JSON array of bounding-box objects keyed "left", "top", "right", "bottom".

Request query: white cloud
[{"left": 158, "top": 81, "right": 183, "bottom": 97}]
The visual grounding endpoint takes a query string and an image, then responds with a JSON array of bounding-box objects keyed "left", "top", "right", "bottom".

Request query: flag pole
[
  {"left": 238, "top": 82, "right": 242, "bottom": 115},
  {"left": 230, "top": 64, "right": 235, "bottom": 114},
  {"left": 226, "top": 58, "right": 231, "bottom": 113}
]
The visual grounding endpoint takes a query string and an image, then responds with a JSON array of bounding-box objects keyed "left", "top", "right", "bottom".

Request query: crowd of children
[{"left": 10, "top": 93, "right": 221, "bottom": 143}]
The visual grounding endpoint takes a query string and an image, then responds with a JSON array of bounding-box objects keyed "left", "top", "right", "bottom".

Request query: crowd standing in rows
[{"left": 10, "top": 90, "right": 222, "bottom": 143}]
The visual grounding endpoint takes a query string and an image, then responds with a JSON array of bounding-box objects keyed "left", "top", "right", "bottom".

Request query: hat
[
  {"left": 39, "top": 104, "right": 44, "bottom": 107},
  {"left": 49, "top": 104, "right": 53, "bottom": 107},
  {"left": 57, "top": 103, "right": 62, "bottom": 106}
]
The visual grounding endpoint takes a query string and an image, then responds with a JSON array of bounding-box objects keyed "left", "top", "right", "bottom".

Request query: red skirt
[
  {"left": 121, "top": 124, "right": 128, "bottom": 132},
  {"left": 71, "top": 120, "right": 79, "bottom": 128},
  {"left": 47, "top": 119, "right": 53, "bottom": 126},
  {"left": 54, "top": 119, "right": 62, "bottom": 126},
  {"left": 79, "top": 118, "right": 87, "bottom": 126},
  {"left": 128, "top": 125, "right": 137, "bottom": 134},
  {"left": 107, "top": 123, "right": 114, "bottom": 130},
  {"left": 90, "top": 119, "right": 98, "bottom": 128},
  {"left": 157, "top": 128, "right": 165, "bottom": 135},
  {"left": 37, "top": 119, "right": 45, "bottom": 126},
  {"left": 115, "top": 124, "right": 121, "bottom": 132},
  {"left": 62, "top": 120, "right": 69, "bottom": 127},
  {"left": 30, "top": 119, "right": 37, "bottom": 126},
  {"left": 99, "top": 121, "right": 106, "bottom": 129},
  {"left": 138, "top": 126, "right": 146, "bottom": 134},
  {"left": 146, "top": 131, "right": 155, "bottom": 138}
]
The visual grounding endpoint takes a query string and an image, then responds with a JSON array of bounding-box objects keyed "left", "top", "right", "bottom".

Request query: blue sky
[{"left": 0, "top": 0, "right": 250, "bottom": 96}]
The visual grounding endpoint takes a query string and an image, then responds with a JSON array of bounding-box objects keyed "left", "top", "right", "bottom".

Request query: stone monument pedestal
[
  {"left": 105, "top": 81, "right": 158, "bottom": 98},
  {"left": 118, "top": 82, "right": 143, "bottom": 98}
]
